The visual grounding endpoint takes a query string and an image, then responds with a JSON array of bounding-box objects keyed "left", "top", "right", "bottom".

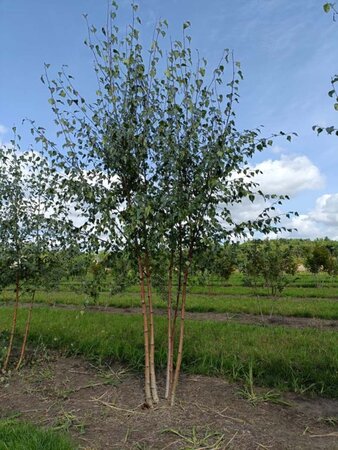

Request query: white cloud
[
  {"left": 0, "top": 124, "right": 8, "bottom": 135},
  {"left": 287, "top": 193, "right": 338, "bottom": 240},
  {"left": 270, "top": 145, "right": 284, "bottom": 154},
  {"left": 253, "top": 155, "right": 324, "bottom": 196},
  {"left": 227, "top": 196, "right": 270, "bottom": 224},
  {"left": 311, "top": 194, "right": 338, "bottom": 226},
  {"left": 226, "top": 154, "right": 326, "bottom": 238}
]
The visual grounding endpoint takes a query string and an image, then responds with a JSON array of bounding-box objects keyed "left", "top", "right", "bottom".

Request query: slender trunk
[
  {"left": 3, "top": 271, "right": 20, "bottom": 371},
  {"left": 172, "top": 266, "right": 182, "bottom": 336},
  {"left": 165, "top": 256, "right": 174, "bottom": 399},
  {"left": 172, "top": 228, "right": 183, "bottom": 334},
  {"left": 138, "top": 257, "right": 153, "bottom": 408},
  {"left": 167, "top": 244, "right": 183, "bottom": 400},
  {"left": 144, "top": 258, "right": 159, "bottom": 404},
  {"left": 170, "top": 264, "right": 190, "bottom": 406},
  {"left": 16, "top": 296, "right": 34, "bottom": 370}
]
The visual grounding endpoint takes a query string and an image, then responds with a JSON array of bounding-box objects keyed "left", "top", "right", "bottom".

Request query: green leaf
[
  {"left": 323, "top": 3, "right": 331, "bottom": 13},
  {"left": 334, "top": 103, "right": 338, "bottom": 111},
  {"left": 199, "top": 67, "right": 206, "bottom": 77},
  {"left": 183, "top": 21, "right": 191, "bottom": 30}
]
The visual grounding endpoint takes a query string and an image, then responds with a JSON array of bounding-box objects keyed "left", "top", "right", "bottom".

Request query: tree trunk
[
  {"left": 3, "top": 271, "right": 20, "bottom": 371},
  {"left": 167, "top": 245, "right": 183, "bottom": 401},
  {"left": 144, "top": 258, "right": 159, "bottom": 404},
  {"left": 138, "top": 257, "right": 153, "bottom": 408},
  {"left": 165, "top": 257, "right": 174, "bottom": 399},
  {"left": 170, "top": 265, "right": 190, "bottom": 406},
  {"left": 16, "top": 299, "right": 33, "bottom": 370}
]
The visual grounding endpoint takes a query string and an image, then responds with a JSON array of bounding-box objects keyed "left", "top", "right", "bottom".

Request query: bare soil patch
[{"left": 1, "top": 353, "right": 338, "bottom": 449}]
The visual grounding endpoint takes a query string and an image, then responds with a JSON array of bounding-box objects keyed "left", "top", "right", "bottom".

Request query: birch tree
[
  {"left": 32, "top": 2, "right": 295, "bottom": 406},
  {"left": 0, "top": 136, "right": 72, "bottom": 369}
]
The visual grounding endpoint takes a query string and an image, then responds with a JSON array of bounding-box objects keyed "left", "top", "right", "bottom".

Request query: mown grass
[
  {"left": 182, "top": 295, "right": 338, "bottom": 319},
  {"left": 2, "top": 287, "right": 338, "bottom": 320},
  {"left": 1, "top": 271, "right": 337, "bottom": 320},
  {"left": 1, "top": 307, "right": 338, "bottom": 397},
  {"left": 0, "top": 419, "right": 75, "bottom": 450},
  {"left": 188, "top": 284, "right": 338, "bottom": 298},
  {"left": 217, "top": 272, "right": 338, "bottom": 287}
]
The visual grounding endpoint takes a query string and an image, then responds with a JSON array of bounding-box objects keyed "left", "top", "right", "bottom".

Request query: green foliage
[
  {"left": 305, "top": 245, "right": 332, "bottom": 275},
  {"left": 0, "top": 419, "right": 75, "bottom": 450},
  {"left": 66, "top": 252, "right": 92, "bottom": 279},
  {"left": 80, "top": 252, "right": 137, "bottom": 302},
  {"left": 0, "top": 142, "right": 73, "bottom": 295},
  {"left": 241, "top": 240, "right": 297, "bottom": 297},
  {"left": 107, "top": 251, "right": 137, "bottom": 295},
  {"left": 192, "top": 244, "right": 238, "bottom": 287},
  {"left": 82, "top": 259, "right": 107, "bottom": 304},
  {"left": 214, "top": 245, "right": 238, "bottom": 282},
  {"left": 32, "top": 2, "right": 296, "bottom": 286}
]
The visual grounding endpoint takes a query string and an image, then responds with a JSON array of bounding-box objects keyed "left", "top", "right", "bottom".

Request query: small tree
[
  {"left": 82, "top": 257, "right": 107, "bottom": 305},
  {"left": 240, "top": 241, "right": 265, "bottom": 294},
  {"left": 31, "top": 2, "right": 295, "bottom": 406},
  {"left": 305, "top": 245, "right": 332, "bottom": 285},
  {"left": 191, "top": 244, "right": 237, "bottom": 291},
  {"left": 242, "top": 240, "right": 297, "bottom": 297},
  {"left": 108, "top": 250, "right": 137, "bottom": 296},
  {"left": 214, "top": 244, "right": 238, "bottom": 285},
  {"left": 0, "top": 137, "right": 72, "bottom": 369}
]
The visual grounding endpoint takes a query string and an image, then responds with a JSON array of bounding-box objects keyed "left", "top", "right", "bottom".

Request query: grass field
[
  {"left": 1, "top": 306, "right": 338, "bottom": 397},
  {"left": 0, "top": 419, "right": 75, "bottom": 450},
  {"left": 1, "top": 271, "right": 338, "bottom": 447},
  {"left": 2, "top": 271, "right": 337, "bottom": 320}
]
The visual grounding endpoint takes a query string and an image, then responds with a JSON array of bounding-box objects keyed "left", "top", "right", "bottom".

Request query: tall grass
[
  {"left": 0, "top": 419, "right": 75, "bottom": 450},
  {"left": 1, "top": 307, "right": 338, "bottom": 397}
]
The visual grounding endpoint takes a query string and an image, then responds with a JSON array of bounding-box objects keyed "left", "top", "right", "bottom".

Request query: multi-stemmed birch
[{"left": 33, "top": 2, "right": 295, "bottom": 406}]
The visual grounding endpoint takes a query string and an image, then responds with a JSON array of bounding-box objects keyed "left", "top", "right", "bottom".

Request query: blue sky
[{"left": 1, "top": 0, "right": 338, "bottom": 239}]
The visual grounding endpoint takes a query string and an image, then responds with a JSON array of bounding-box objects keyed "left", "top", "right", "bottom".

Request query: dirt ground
[{"left": 0, "top": 353, "right": 338, "bottom": 449}]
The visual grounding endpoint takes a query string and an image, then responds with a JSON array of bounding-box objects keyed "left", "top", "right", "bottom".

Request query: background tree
[
  {"left": 0, "top": 137, "right": 72, "bottom": 369},
  {"left": 213, "top": 244, "right": 238, "bottom": 285},
  {"left": 305, "top": 245, "right": 333, "bottom": 285},
  {"left": 82, "top": 256, "right": 108, "bottom": 305},
  {"left": 241, "top": 240, "right": 297, "bottom": 298}
]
